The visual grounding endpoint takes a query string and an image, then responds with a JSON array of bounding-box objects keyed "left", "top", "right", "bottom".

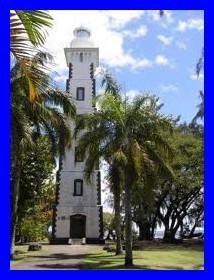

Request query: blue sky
[{"left": 44, "top": 10, "right": 204, "bottom": 124}]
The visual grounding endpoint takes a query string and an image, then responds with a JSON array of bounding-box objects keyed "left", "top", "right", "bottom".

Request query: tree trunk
[
  {"left": 187, "top": 224, "right": 197, "bottom": 238},
  {"left": 151, "top": 215, "right": 157, "bottom": 239},
  {"left": 163, "top": 229, "right": 176, "bottom": 242},
  {"left": 163, "top": 221, "right": 178, "bottom": 242},
  {"left": 10, "top": 159, "right": 22, "bottom": 258},
  {"left": 138, "top": 219, "right": 152, "bottom": 240},
  {"left": 163, "top": 222, "right": 173, "bottom": 241},
  {"left": 114, "top": 184, "right": 123, "bottom": 255},
  {"left": 124, "top": 175, "right": 133, "bottom": 267}
]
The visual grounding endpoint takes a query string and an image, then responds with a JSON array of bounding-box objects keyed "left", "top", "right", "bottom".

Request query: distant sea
[
  {"left": 154, "top": 227, "right": 204, "bottom": 239},
  {"left": 103, "top": 227, "right": 204, "bottom": 240}
]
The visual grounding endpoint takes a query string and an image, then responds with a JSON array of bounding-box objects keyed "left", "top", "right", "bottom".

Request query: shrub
[
  {"left": 20, "top": 216, "right": 44, "bottom": 242},
  {"left": 28, "top": 244, "right": 42, "bottom": 251}
]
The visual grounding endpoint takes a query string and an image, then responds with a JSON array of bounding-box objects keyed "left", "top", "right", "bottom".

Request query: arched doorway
[{"left": 70, "top": 214, "right": 86, "bottom": 238}]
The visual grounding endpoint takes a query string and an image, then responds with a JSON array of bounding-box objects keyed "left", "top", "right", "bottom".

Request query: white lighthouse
[{"left": 51, "top": 27, "right": 104, "bottom": 244}]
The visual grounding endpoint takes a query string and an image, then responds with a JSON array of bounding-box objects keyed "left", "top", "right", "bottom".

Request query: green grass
[{"left": 82, "top": 245, "right": 204, "bottom": 270}]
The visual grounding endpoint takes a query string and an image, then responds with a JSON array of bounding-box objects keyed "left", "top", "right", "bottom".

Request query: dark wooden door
[{"left": 70, "top": 214, "right": 86, "bottom": 238}]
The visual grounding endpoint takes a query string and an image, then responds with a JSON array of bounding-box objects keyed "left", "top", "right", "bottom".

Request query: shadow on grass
[
  {"left": 136, "top": 244, "right": 204, "bottom": 252},
  {"left": 35, "top": 263, "right": 82, "bottom": 269},
  {"left": 82, "top": 253, "right": 151, "bottom": 270},
  {"left": 11, "top": 255, "right": 28, "bottom": 262},
  {"left": 82, "top": 252, "right": 204, "bottom": 270},
  {"left": 31, "top": 253, "right": 85, "bottom": 261},
  {"left": 12, "top": 252, "right": 86, "bottom": 270}
]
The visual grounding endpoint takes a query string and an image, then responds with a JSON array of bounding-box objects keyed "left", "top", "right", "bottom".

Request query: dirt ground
[{"left": 11, "top": 244, "right": 96, "bottom": 270}]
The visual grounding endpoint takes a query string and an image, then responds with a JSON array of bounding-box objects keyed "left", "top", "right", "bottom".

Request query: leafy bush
[{"left": 20, "top": 216, "right": 44, "bottom": 242}]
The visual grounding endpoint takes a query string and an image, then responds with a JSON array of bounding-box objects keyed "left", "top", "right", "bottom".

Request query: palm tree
[
  {"left": 196, "top": 47, "right": 204, "bottom": 77},
  {"left": 108, "top": 162, "right": 123, "bottom": 255},
  {"left": 10, "top": 54, "right": 76, "bottom": 257},
  {"left": 192, "top": 90, "right": 204, "bottom": 124},
  {"left": 193, "top": 47, "right": 204, "bottom": 125},
  {"left": 75, "top": 72, "right": 124, "bottom": 255},
  {"left": 101, "top": 72, "right": 123, "bottom": 255},
  {"left": 75, "top": 91, "right": 174, "bottom": 266},
  {"left": 10, "top": 10, "right": 53, "bottom": 101}
]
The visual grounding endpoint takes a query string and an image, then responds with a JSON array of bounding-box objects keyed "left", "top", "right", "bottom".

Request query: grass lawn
[{"left": 82, "top": 242, "right": 204, "bottom": 270}]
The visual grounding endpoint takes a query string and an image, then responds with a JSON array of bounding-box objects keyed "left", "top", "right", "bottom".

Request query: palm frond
[
  {"left": 10, "top": 10, "right": 53, "bottom": 101},
  {"left": 101, "top": 71, "right": 121, "bottom": 96}
]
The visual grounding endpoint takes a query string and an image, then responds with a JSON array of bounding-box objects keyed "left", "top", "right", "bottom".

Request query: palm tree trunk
[
  {"left": 10, "top": 158, "right": 22, "bottom": 258},
  {"left": 124, "top": 172, "right": 133, "bottom": 266},
  {"left": 114, "top": 184, "right": 123, "bottom": 255}
]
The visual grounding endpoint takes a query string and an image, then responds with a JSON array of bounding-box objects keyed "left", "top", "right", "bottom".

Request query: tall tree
[
  {"left": 75, "top": 89, "right": 174, "bottom": 266},
  {"left": 192, "top": 48, "right": 204, "bottom": 125},
  {"left": 196, "top": 47, "right": 204, "bottom": 77},
  {"left": 155, "top": 125, "right": 203, "bottom": 241},
  {"left": 192, "top": 90, "right": 204, "bottom": 124},
  {"left": 10, "top": 55, "right": 76, "bottom": 257},
  {"left": 17, "top": 135, "right": 56, "bottom": 242},
  {"left": 132, "top": 179, "right": 157, "bottom": 240}
]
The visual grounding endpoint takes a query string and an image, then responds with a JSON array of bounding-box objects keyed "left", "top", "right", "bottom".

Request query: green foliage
[
  {"left": 18, "top": 135, "right": 55, "bottom": 219},
  {"left": 196, "top": 47, "right": 204, "bottom": 76},
  {"left": 103, "top": 212, "right": 115, "bottom": 232},
  {"left": 20, "top": 216, "right": 44, "bottom": 242},
  {"left": 153, "top": 124, "right": 203, "bottom": 240},
  {"left": 10, "top": 10, "right": 53, "bottom": 101},
  {"left": 18, "top": 182, "right": 55, "bottom": 242},
  {"left": 15, "top": 136, "right": 56, "bottom": 243},
  {"left": 192, "top": 91, "right": 204, "bottom": 124},
  {"left": 170, "top": 124, "right": 203, "bottom": 186}
]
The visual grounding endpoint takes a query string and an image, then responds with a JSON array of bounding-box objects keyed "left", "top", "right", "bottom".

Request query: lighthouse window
[
  {"left": 74, "top": 179, "right": 83, "bottom": 196},
  {"left": 75, "top": 147, "right": 83, "bottom": 162},
  {"left": 80, "top": 52, "right": 83, "bottom": 62},
  {"left": 76, "top": 87, "right": 85, "bottom": 101}
]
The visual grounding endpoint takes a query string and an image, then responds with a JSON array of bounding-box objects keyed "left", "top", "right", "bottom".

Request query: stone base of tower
[
  {"left": 49, "top": 238, "right": 69, "bottom": 245},
  {"left": 51, "top": 202, "right": 104, "bottom": 242},
  {"left": 86, "top": 238, "right": 105, "bottom": 244},
  {"left": 49, "top": 237, "right": 105, "bottom": 245}
]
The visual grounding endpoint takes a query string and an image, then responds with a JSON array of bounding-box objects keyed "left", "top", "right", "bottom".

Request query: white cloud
[
  {"left": 44, "top": 10, "right": 150, "bottom": 73},
  {"left": 155, "top": 55, "right": 169, "bottom": 66},
  {"left": 176, "top": 18, "right": 204, "bottom": 32},
  {"left": 102, "top": 10, "right": 145, "bottom": 29},
  {"left": 53, "top": 75, "right": 67, "bottom": 84},
  {"left": 146, "top": 10, "right": 174, "bottom": 27},
  {"left": 175, "top": 41, "right": 187, "bottom": 50},
  {"left": 43, "top": 11, "right": 177, "bottom": 76},
  {"left": 176, "top": 21, "right": 187, "bottom": 32},
  {"left": 163, "top": 10, "right": 174, "bottom": 24},
  {"left": 132, "top": 58, "right": 153, "bottom": 69},
  {"left": 123, "top": 25, "right": 148, "bottom": 38},
  {"left": 145, "top": 10, "right": 161, "bottom": 21},
  {"left": 125, "top": 89, "right": 141, "bottom": 102},
  {"left": 160, "top": 84, "right": 178, "bottom": 93},
  {"left": 190, "top": 73, "right": 204, "bottom": 80},
  {"left": 157, "top": 35, "right": 173, "bottom": 45}
]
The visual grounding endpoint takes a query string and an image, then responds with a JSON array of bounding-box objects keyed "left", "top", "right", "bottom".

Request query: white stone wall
[{"left": 58, "top": 171, "right": 98, "bottom": 206}]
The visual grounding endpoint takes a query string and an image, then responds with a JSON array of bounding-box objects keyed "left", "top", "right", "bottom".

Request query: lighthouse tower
[{"left": 51, "top": 27, "right": 104, "bottom": 244}]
